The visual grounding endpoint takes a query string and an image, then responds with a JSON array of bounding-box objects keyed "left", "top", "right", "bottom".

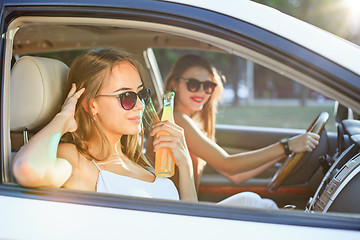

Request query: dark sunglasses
[
  {"left": 178, "top": 78, "right": 217, "bottom": 94},
  {"left": 96, "top": 88, "right": 151, "bottom": 110}
]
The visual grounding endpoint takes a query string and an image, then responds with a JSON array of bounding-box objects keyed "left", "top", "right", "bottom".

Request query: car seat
[{"left": 9, "top": 56, "right": 69, "bottom": 181}]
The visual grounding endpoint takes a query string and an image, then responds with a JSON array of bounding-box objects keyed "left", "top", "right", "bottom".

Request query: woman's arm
[
  {"left": 151, "top": 121, "right": 198, "bottom": 201},
  {"left": 219, "top": 158, "right": 280, "bottom": 184},
  {"left": 174, "top": 112, "right": 319, "bottom": 176},
  {"left": 12, "top": 84, "right": 84, "bottom": 188}
]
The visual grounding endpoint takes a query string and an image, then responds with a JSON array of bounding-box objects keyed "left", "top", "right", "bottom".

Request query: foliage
[{"left": 216, "top": 104, "right": 336, "bottom": 132}]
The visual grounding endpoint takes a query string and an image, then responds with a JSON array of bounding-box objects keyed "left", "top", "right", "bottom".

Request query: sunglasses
[
  {"left": 178, "top": 78, "right": 217, "bottom": 94},
  {"left": 96, "top": 88, "right": 151, "bottom": 110}
]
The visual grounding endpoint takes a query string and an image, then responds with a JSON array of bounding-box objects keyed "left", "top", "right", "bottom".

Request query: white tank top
[{"left": 92, "top": 160, "right": 179, "bottom": 201}]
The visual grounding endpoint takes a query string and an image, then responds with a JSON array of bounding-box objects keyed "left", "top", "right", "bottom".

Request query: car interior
[
  {"left": 9, "top": 56, "right": 69, "bottom": 182},
  {"left": 4, "top": 16, "right": 360, "bottom": 216}
]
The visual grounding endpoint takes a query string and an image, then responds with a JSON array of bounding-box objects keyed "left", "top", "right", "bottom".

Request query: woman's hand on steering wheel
[
  {"left": 268, "top": 112, "right": 328, "bottom": 192},
  {"left": 288, "top": 132, "right": 320, "bottom": 153}
]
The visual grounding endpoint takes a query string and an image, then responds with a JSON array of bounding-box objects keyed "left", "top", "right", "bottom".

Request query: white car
[{"left": 1, "top": 0, "right": 360, "bottom": 239}]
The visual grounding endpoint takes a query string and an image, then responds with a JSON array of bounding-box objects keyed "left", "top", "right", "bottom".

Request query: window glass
[{"left": 153, "top": 49, "right": 336, "bottom": 132}]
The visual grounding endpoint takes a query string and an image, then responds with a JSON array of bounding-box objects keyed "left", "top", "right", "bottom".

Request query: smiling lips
[
  {"left": 191, "top": 96, "right": 205, "bottom": 104},
  {"left": 128, "top": 115, "right": 141, "bottom": 123}
]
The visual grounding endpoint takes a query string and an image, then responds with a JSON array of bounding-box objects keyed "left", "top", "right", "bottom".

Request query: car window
[
  {"left": 3, "top": 13, "right": 354, "bottom": 207},
  {"left": 153, "top": 49, "right": 336, "bottom": 132}
]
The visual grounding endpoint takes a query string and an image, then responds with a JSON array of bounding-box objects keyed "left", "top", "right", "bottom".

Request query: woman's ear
[
  {"left": 82, "top": 97, "right": 97, "bottom": 114},
  {"left": 170, "top": 79, "right": 179, "bottom": 92},
  {"left": 81, "top": 97, "right": 90, "bottom": 113}
]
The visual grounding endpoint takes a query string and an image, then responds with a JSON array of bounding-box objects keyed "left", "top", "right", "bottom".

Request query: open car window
[{"left": 152, "top": 49, "right": 337, "bottom": 132}]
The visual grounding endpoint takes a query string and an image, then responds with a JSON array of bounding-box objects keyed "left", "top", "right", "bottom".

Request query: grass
[{"left": 216, "top": 104, "right": 336, "bottom": 132}]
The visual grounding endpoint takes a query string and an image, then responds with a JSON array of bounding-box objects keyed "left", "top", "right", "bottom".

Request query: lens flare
[
  {"left": 343, "top": 0, "right": 360, "bottom": 36},
  {"left": 344, "top": 0, "right": 360, "bottom": 17}
]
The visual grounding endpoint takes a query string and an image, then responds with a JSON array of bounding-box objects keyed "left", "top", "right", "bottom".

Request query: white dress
[
  {"left": 92, "top": 160, "right": 179, "bottom": 201},
  {"left": 218, "top": 191, "right": 279, "bottom": 209}
]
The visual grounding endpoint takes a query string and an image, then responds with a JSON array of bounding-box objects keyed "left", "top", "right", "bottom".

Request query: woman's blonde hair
[
  {"left": 164, "top": 54, "right": 224, "bottom": 140},
  {"left": 63, "top": 48, "right": 151, "bottom": 168}
]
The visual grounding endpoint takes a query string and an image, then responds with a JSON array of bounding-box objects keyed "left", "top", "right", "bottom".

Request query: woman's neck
[
  {"left": 174, "top": 104, "right": 195, "bottom": 118},
  {"left": 87, "top": 131, "right": 123, "bottom": 158}
]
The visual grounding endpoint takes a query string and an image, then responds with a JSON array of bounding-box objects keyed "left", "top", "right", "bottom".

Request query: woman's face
[
  {"left": 173, "top": 66, "right": 212, "bottom": 116},
  {"left": 92, "top": 61, "right": 144, "bottom": 139}
]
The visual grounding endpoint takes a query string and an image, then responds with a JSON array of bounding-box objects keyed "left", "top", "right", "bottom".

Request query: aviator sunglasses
[
  {"left": 96, "top": 88, "right": 151, "bottom": 110},
  {"left": 178, "top": 78, "right": 217, "bottom": 94}
]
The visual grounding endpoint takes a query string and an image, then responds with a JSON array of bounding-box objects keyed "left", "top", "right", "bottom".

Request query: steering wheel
[{"left": 268, "top": 112, "right": 329, "bottom": 192}]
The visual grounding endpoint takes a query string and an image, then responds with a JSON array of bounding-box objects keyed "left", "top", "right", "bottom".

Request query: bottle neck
[
  {"left": 161, "top": 91, "right": 175, "bottom": 121},
  {"left": 161, "top": 105, "right": 173, "bottom": 121}
]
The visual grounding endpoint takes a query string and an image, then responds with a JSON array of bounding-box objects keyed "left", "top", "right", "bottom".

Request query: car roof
[
  {"left": 5, "top": 0, "right": 360, "bottom": 76},
  {"left": 164, "top": 0, "right": 360, "bottom": 76}
]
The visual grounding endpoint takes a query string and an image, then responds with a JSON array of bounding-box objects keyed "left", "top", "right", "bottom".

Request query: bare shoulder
[
  {"left": 57, "top": 143, "right": 80, "bottom": 167},
  {"left": 174, "top": 111, "right": 194, "bottom": 127},
  {"left": 173, "top": 112, "right": 203, "bottom": 135}
]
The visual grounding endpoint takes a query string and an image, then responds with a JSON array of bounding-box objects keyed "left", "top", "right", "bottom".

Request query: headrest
[{"left": 10, "top": 56, "right": 69, "bottom": 132}]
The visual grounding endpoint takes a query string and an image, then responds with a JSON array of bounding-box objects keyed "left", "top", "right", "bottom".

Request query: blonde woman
[
  {"left": 13, "top": 49, "right": 197, "bottom": 201},
  {"left": 147, "top": 54, "right": 320, "bottom": 208}
]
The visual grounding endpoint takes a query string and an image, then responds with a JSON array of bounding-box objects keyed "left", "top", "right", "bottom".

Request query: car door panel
[{"left": 1, "top": 184, "right": 360, "bottom": 239}]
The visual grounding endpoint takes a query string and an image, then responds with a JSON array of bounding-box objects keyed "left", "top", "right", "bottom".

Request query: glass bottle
[{"left": 155, "top": 91, "right": 175, "bottom": 177}]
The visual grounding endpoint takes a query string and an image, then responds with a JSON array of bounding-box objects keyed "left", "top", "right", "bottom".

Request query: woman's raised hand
[
  {"left": 60, "top": 83, "right": 85, "bottom": 133},
  {"left": 150, "top": 120, "right": 192, "bottom": 170},
  {"left": 288, "top": 132, "right": 320, "bottom": 153}
]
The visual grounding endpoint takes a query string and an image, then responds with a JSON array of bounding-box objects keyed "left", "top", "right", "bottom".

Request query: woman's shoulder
[
  {"left": 174, "top": 111, "right": 193, "bottom": 125},
  {"left": 174, "top": 111, "right": 203, "bottom": 134},
  {"left": 58, "top": 142, "right": 78, "bottom": 153},
  {"left": 58, "top": 143, "right": 97, "bottom": 191},
  {"left": 57, "top": 143, "right": 81, "bottom": 166}
]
